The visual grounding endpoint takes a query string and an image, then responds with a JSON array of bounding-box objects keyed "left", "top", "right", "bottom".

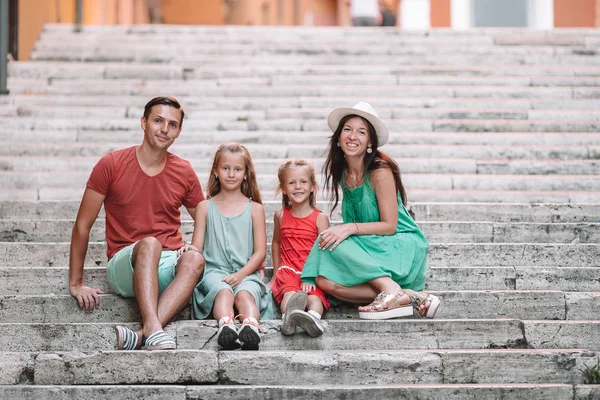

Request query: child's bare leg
[
  {"left": 214, "top": 289, "right": 239, "bottom": 350},
  {"left": 280, "top": 291, "right": 296, "bottom": 314},
  {"left": 307, "top": 295, "right": 324, "bottom": 315},
  {"left": 235, "top": 290, "right": 261, "bottom": 350},
  {"left": 213, "top": 289, "right": 235, "bottom": 321},
  {"left": 234, "top": 290, "right": 259, "bottom": 320}
]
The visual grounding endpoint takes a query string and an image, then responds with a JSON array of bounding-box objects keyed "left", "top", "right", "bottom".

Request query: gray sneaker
[
  {"left": 290, "top": 310, "right": 324, "bottom": 338},
  {"left": 281, "top": 291, "right": 308, "bottom": 335}
]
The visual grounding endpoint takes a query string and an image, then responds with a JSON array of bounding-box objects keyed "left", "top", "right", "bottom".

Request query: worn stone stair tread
[
  {"left": 2, "top": 241, "right": 599, "bottom": 267},
  {"left": 2, "top": 219, "right": 598, "bottom": 243},
  {"left": 1, "top": 348, "right": 594, "bottom": 385},
  {"left": 0, "top": 290, "right": 598, "bottom": 322},
  {"left": 1, "top": 200, "right": 598, "bottom": 222},
  {"left": 5, "top": 319, "right": 599, "bottom": 352},
  {"left": 3, "top": 265, "right": 600, "bottom": 294},
  {"left": 1, "top": 384, "right": 598, "bottom": 400}
]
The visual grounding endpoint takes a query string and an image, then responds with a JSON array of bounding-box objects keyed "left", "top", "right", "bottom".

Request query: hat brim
[{"left": 327, "top": 107, "right": 389, "bottom": 147}]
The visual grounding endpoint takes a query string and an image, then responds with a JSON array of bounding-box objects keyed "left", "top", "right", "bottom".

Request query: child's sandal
[
  {"left": 410, "top": 293, "right": 442, "bottom": 319},
  {"left": 358, "top": 291, "right": 414, "bottom": 320}
]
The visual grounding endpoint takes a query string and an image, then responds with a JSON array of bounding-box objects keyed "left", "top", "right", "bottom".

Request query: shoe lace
[{"left": 234, "top": 313, "right": 265, "bottom": 333}]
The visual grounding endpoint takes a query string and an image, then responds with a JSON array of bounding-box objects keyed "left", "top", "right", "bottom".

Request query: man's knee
[
  {"left": 132, "top": 237, "right": 162, "bottom": 266},
  {"left": 177, "top": 251, "right": 205, "bottom": 278}
]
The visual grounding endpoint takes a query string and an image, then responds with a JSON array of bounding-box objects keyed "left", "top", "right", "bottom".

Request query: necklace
[{"left": 346, "top": 173, "right": 364, "bottom": 189}]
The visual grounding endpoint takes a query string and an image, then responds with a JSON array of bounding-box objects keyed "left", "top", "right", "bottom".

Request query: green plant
[{"left": 581, "top": 358, "right": 600, "bottom": 384}]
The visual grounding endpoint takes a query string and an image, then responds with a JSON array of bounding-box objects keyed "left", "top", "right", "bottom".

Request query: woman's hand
[
  {"left": 222, "top": 272, "right": 243, "bottom": 288},
  {"left": 301, "top": 281, "right": 315, "bottom": 293},
  {"left": 177, "top": 244, "right": 200, "bottom": 257},
  {"left": 318, "top": 223, "right": 356, "bottom": 251}
]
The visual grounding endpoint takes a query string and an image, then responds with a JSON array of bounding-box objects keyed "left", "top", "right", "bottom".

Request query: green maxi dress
[{"left": 301, "top": 173, "right": 429, "bottom": 292}]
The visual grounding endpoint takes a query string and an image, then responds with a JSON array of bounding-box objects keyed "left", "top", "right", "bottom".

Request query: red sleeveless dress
[{"left": 271, "top": 208, "right": 330, "bottom": 309}]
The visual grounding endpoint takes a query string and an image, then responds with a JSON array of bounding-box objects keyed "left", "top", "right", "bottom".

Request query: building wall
[
  {"left": 553, "top": 0, "right": 596, "bottom": 27},
  {"left": 430, "top": 0, "right": 451, "bottom": 27}
]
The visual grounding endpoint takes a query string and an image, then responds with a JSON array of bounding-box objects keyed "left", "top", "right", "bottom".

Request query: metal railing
[{"left": 0, "top": 0, "right": 9, "bottom": 95}]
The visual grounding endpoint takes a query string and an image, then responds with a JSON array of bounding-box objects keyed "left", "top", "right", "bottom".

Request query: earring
[
  {"left": 367, "top": 146, "right": 373, "bottom": 154},
  {"left": 244, "top": 177, "right": 247, "bottom": 181},
  {"left": 336, "top": 143, "right": 341, "bottom": 147},
  {"left": 215, "top": 175, "right": 218, "bottom": 179}
]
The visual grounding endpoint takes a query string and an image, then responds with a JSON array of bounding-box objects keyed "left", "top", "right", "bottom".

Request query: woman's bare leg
[{"left": 315, "top": 276, "right": 378, "bottom": 304}]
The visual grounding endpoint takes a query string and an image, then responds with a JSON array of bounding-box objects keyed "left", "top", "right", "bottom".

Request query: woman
[{"left": 301, "top": 102, "right": 441, "bottom": 320}]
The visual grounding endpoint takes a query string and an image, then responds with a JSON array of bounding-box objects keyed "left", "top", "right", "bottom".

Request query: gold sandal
[
  {"left": 410, "top": 293, "right": 442, "bottom": 319},
  {"left": 358, "top": 291, "right": 414, "bottom": 320}
]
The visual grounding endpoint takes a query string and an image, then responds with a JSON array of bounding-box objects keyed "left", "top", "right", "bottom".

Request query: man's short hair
[{"left": 143, "top": 96, "right": 185, "bottom": 128}]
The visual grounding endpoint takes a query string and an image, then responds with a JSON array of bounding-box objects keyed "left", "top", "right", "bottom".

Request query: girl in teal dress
[
  {"left": 301, "top": 102, "right": 441, "bottom": 320},
  {"left": 179, "top": 143, "right": 274, "bottom": 350}
]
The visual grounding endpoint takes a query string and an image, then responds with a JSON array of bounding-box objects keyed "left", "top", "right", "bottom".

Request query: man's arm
[{"left": 69, "top": 187, "right": 106, "bottom": 312}]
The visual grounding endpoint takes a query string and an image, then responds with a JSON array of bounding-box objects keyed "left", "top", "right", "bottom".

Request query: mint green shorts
[{"left": 107, "top": 243, "right": 178, "bottom": 298}]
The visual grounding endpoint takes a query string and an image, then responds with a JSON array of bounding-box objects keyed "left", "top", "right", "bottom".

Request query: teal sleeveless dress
[
  {"left": 193, "top": 198, "right": 275, "bottom": 320},
  {"left": 301, "top": 173, "right": 428, "bottom": 292}
]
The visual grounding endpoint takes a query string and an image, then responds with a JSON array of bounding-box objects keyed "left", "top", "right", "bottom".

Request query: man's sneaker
[
  {"left": 238, "top": 317, "right": 262, "bottom": 350},
  {"left": 217, "top": 316, "right": 240, "bottom": 350},
  {"left": 290, "top": 310, "right": 325, "bottom": 338},
  {"left": 281, "top": 291, "right": 308, "bottom": 336}
]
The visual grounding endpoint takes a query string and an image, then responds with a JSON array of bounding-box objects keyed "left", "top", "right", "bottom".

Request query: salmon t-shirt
[{"left": 87, "top": 146, "right": 204, "bottom": 260}]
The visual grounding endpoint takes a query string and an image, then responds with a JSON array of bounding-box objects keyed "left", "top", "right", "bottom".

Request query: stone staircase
[{"left": 0, "top": 24, "right": 599, "bottom": 398}]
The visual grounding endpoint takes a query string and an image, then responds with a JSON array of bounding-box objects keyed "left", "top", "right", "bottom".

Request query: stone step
[
  {"left": 2, "top": 130, "right": 599, "bottom": 148},
  {"left": 5, "top": 93, "right": 600, "bottom": 110},
  {"left": 4, "top": 266, "right": 600, "bottom": 295},
  {"left": 2, "top": 240, "right": 599, "bottom": 267},
  {"left": 30, "top": 40, "right": 600, "bottom": 55},
  {"left": 2, "top": 219, "right": 598, "bottom": 244},
  {"left": 2, "top": 141, "right": 599, "bottom": 161},
  {"left": 1, "top": 240, "right": 599, "bottom": 267},
  {"left": 1, "top": 384, "right": 598, "bottom": 400},
  {"left": 2, "top": 349, "right": 595, "bottom": 385},
  {"left": 8, "top": 80, "right": 600, "bottom": 100},
  {"left": 2, "top": 201, "right": 598, "bottom": 223},
  {"left": 3, "top": 115, "right": 600, "bottom": 136},
  {"left": 29, "top": 51, "right": 600, "bottom": 66},
  {"left": 2, "top": 171, "right": 599, "bottom": 192},
  {"left": 39, "top": 23, "right": 600, "bottom": 35},
  {"left": 10, "top": 61, "right": 600, "bottom": 80},
  {"left": 5, "top": 104, "right": 600, "bottom": 122},
  {"left": 2, "top": 155, "right": 598, "bottom": 176},
  {"left": 1, "top": 319, "right": 599, "bottom": 353},
  {"left": 8, "top": 187, "right": 599, "bottom": 203},
  {"left": 1, "top": 291, "right": 598, "bottom": 322}
]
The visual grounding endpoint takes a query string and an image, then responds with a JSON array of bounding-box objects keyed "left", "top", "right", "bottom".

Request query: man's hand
[{"left": 70, "top": 284, "right": 104, "bottom": 312}]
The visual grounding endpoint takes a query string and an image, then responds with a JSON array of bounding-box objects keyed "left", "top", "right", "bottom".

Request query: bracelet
[{"left": 353, "top": 222, "right": 359, "bottom": 235}]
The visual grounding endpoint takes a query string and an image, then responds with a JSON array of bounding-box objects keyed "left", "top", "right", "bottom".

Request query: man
[{"left": 69, "top": 96, "right": 205, "bottom": 350}]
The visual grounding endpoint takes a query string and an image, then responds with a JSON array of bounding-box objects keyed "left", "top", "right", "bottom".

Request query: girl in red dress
[{"left": 271, "top": 160, "right": 331, "bottom": 337}]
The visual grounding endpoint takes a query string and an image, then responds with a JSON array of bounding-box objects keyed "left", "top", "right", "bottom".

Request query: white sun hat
[{"left": 327, "top": 101, "right": 389, "bottom": 147}]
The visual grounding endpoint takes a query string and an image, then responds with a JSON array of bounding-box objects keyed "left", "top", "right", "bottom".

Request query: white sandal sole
[
  {"left": 424, "top": 295, "right": 442, "bottom": 319},
  {"left": 358, "top": 305, "right": 414, "bottom": 320}
]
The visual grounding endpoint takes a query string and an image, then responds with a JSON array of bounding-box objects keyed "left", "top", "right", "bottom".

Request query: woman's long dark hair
[{"left": 323, "top": 114, "right": 407, "bottom": 215}]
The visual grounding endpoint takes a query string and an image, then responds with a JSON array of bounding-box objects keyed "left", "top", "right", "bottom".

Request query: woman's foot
[
  {"left": 410, "top": 293, "right": 442, "bottom": 319},
  {"left": 357, "top": 291, "right": 413, "bottom": 320}
]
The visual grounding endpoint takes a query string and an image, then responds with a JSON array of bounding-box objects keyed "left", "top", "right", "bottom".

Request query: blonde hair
[
  {"left": 207, "top": 143, "right": 262, "bottom": 204},
  {"left": 276, "top": 160, "right": 318, "bottom": 209}
]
